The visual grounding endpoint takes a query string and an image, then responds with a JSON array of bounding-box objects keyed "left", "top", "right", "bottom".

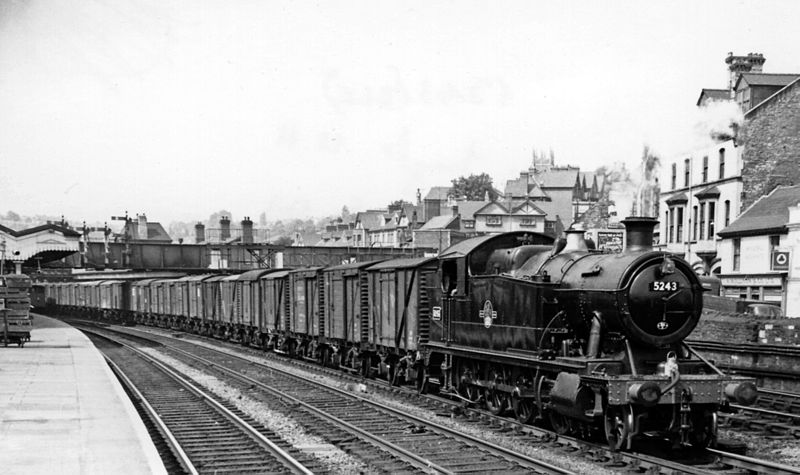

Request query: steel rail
[
  {"left": 105, "top": 357, "right": 199, "bottom": 475},
  {"left": 95, "top": 330, "right": 314, "bottom": 475},
  {"left": 133, "top": 330, "right": 575, "bottom": 475},
  {"left": 706, "top": 448, "right": 800, "bottom": 475}
]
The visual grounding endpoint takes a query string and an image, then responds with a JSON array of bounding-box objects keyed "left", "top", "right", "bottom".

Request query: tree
[
  {"left": 387, "top": 199, "right": 411, "bottom": 211},
  {"left": 273, "top": 235, "right": 294, "bottom": 246},
  {"left": 206, "top": 210, "right": 233, "bottom": 228},
  {"left": 450, "top": 173, "right": 496, "bottom": 201}
]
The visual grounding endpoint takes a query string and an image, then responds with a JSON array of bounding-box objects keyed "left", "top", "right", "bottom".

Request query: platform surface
[{"left": 0, "top": 315, "right": 166, "bottom": 474}]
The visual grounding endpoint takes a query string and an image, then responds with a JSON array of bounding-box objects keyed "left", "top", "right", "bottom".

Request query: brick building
[
  {"left": 739, "top": 77, "right": 800, "bottom": 210},
  {"left": 660, "top": 52, "right": 800, "bottom": 277}
]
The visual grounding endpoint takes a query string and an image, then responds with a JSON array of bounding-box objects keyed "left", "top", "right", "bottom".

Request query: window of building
[
  {"left": 692, "top": 205, "right": 698, "bottom": 241},
  {"left": 676, "top": 207, "right": 684, "bottom": 242},
  {"left": 485, "top": 216, "right": 502, "bottom": 226},
  {"left": 718, "top": 148, "right": 726, "bottom": 179},
  {"left": 669, "top": 208, "right": 675, "bottom": 242},
  {"left": 724, "top": 200, "right": 730, "bottom": 227},
  {"left": 733, "top": 238, "right": 741, "bottom": 271},
  {"left": 699, "top": 203, "right": 706, "bottom": 240},
  {"left": 684, "top": 158, "right": 690, "bottom": 187},
  {"left": 671, "top": 163, "right": 677, "bottom": 189},
  {"left": 770, "top": 235, "right": 780, "bottom": 252},
  {"left": 702, "top": 156, "right": 708, "bottom": 183},
  {"left": 707, "top": 201, "right": 715, "bottom": 238},
  {"left": 665, "top": 210, "right": 670, "bottom": 243},
  {"left": 519, "top": 217, "right": 536, "bottom": 227},
  {"left": 463, "top": 220, "right": 475, "bottom": 229},
  {"left": 544, "top": 221, "right": 555, "bottom": 234}
]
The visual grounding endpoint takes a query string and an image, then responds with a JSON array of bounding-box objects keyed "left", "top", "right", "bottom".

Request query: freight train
[
  {"left": 38, "top": 217, "right": 757, "bottom": 450},
  {"left": 1, "top": 273, "right": 33, "bottom": 347}
]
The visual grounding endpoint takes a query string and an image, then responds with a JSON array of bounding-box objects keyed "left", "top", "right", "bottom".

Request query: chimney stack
[
  {"left": 220, "top": 216, "right": 231, "bottom": 241},
  {"left": 241, "top": 216, "right": 253, "bottom": 244},
  {"left": 195, "top": 222, "right": 205, "bottom": 243},
  {"left": 138, "top": 214, "right": 148, "bottom": 240},
  {"left": 621, "top": 216, "right": 658, "bottom": 252},
  {"left": 726, "top": 52, "right": 766, "bottom": 93}
]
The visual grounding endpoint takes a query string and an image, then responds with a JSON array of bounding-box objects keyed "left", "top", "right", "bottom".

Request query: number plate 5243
[{"left": 650, "top": 281, "right": 679, "bottom": 291}]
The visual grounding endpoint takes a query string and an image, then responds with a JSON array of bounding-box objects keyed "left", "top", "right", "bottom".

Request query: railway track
[
  {"left": 84, "top": 323, "right": 800, "bottom": 475},
  {"left": 88, "top": 332, "right": 318, "bottom": 474},
  {"left": 86, "top": 324, "right": 576, "bottom": 474}
]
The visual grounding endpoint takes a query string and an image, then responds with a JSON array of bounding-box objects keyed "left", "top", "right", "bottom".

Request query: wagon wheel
[
  {"left": 549, "top": 411, "right": 570, "bottom": 435},
  {"left": 605, "top": 405, "right": 633, "bottom": 451},
  {"left": 513, "top": 395, "right": 536, "bottom": 424},
  {"left": 484, "top": 388, "right": 508, "bottom": 416},
  {"left": 690, "top": 410, "right": 718, "bottom": 448}
]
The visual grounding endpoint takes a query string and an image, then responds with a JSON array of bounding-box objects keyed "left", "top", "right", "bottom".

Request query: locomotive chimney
[
  {"left": 621, "top": 216, "right": 658, "bottom": 252},
  {"left": 195, "top": 222, "right": 205, "bottom": 243},
  {"left": 220, "top": 216, "right": 231, "bottom": 241},
  {"left": 241, "top": 216, "right": 253, "bottom": 244},
  {"left": 560, "top": 224, "right": 589, "bottom": 253}
]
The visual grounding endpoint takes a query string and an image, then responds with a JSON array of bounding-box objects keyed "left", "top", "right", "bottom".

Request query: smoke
[
  {"left": 694, "top": 99, "right": 743, "bottom": 144},
  {"left": 599, "top": 146, "right": 662, "bottom": 221}
]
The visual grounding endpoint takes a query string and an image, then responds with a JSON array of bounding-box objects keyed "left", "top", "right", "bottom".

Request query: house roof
[
  {"left": 511, "top": 200, "right": 546, "bottom": 215},
  {"left": 535, "top": 167, "right": 583, "bottom": 188},
  {"left": 424, "top": 186, "right": 451, "bottom": 201},
  {"left": 355, "top": 210, "right": 386, "bottom": 230},
  {"left": 420, "top": 215, "right": 458, "bottom": 230},
  {"left": 696, "top": 88, "right": 731, "bottom": 106},
  {"left": 735, "top": 73, "right": 800, "bottom": 90},
  {"left": 0, "top": 223, "right": 81, "bottom": 238},
  {"left": 718, "top": 185, "right": 800, "bottom": 237},
  {"left": 127, "top": 221, "right": 172, "bottom": 241},
  {"left": 474, "top": 202, "right": 509, "bottom": 215},
  {"left": 453, "top": 201, "right": 486, "bottom": 220},
  {"left": 745, "top": 76, "right": 800, "bottom": 117}
]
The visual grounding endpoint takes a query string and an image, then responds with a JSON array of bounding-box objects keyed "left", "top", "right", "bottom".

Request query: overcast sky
[{"left": 1, "top": 1, "right": 799, "bottom": 224}]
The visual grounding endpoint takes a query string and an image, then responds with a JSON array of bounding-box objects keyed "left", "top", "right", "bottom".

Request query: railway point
[{"left": 0, "top": 314, "right": 166, "bottom": 474}]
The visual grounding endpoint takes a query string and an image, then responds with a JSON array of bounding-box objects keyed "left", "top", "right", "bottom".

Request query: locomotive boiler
[{"left": 423, "top": 217, "right": 757, "bottom": 450}]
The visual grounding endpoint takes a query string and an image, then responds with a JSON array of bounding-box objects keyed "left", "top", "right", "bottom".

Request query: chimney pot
[{"left": 621, "top": 216, "right": 658, "bottom": 252}]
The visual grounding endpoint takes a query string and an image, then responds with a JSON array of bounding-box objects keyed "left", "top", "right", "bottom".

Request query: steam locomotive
[{"left": 39, "top": 217, "right": 756, "bottom": 450}]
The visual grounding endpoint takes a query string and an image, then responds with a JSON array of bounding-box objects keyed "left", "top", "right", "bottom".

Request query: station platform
[{"left": 0, "top": 314, "right": 167, "bottom": 474}]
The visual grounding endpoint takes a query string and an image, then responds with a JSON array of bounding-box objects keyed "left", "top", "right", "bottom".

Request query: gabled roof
[
  {"left": 696, "top": 88, "right": 731, "bottom": 106},
  {"left": 718, "top": 185, "right": 800, "bottom": 237},
  {"left": 354, "top": 210, "right": 386, "bottom": 230},
  {"left": 511, "top": 200, "right": 546, "bottom": 216},
  {"left": 474, "top": 201, "right": 509, "bottom": 215},
  {"left": 734, "top": 73, "right": 800, "bottom": 90},
  {"left": 527, "top": 183, "right": 549, "bottom": 198}
]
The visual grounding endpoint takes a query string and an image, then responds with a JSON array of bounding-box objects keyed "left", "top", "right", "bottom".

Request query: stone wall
[{"left": 740, "top": 80, "right": 800, "bottom": 211}]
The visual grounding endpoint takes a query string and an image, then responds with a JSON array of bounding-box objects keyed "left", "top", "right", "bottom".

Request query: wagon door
[{"left": 330, "top": 271, "right": 346, "bottom": 341}]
